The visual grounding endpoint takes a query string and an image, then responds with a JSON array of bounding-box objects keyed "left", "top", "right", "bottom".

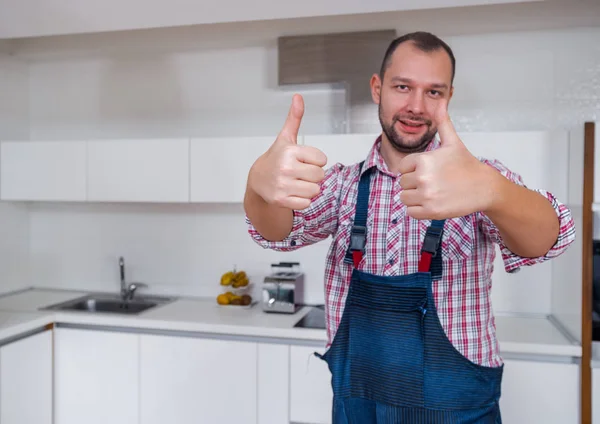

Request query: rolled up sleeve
[
  {"left": 478, "top": 159, "right": 576, "bottom": 273},
  {"left": 246, "top": 164, "right": 344, "bottom": 252}
]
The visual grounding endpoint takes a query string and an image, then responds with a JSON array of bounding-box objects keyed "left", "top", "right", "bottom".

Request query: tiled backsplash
[{"left": 0, "top": 20, "right": 597, "bottom": 309}]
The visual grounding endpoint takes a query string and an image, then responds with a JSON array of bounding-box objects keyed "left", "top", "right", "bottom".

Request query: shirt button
[
  {"left": 290, "top": 240, "right": 296, "bottom": 246},
  {"left": 388, "top": 258, "right": 394, "bottom": 265},
  {"left": 391, "top": 218, "right": 398, "bottom": 224}
]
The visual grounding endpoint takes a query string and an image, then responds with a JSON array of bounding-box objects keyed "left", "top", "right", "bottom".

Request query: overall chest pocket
[{"left": 419, "top": 216, "right": 475, "bottom": 263}]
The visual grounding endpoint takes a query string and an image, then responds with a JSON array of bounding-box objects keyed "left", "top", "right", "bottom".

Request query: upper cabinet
[
  {"left": 0, "top": 0, "right": 544, "bottom": 39},
  {"left": 0, "top": 128, "right": 575, "bottom": 204},
  {"left": 0, "top": 140, "right": 86, "bottom": 201},
  {"left": 460, "top": 130, "right": 570, "bottom": 203},
  {"left": 86, "top": 138, "right": 189, "bottom": 203},
  {"left": 190, "top": 136, "right": 272, "bottom": 203}
]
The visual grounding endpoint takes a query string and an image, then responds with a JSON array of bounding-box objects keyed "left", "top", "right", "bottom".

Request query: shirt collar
[{"left": 360, "top": 134, "right": 441, "bottom": 177}]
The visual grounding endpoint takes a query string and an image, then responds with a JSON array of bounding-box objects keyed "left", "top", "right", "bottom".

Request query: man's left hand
[{"left": 398, "top": 99, "right": 496, "bottom": 220}]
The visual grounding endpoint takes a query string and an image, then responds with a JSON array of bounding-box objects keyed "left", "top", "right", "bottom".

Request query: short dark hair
[{"left": 379, "top": 31, "right": 456, "bottom": 84}]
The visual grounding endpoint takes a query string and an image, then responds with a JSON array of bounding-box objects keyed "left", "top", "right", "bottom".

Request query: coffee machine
[{"left": 261, "top": 262, "right": 304, "bottom": 314}]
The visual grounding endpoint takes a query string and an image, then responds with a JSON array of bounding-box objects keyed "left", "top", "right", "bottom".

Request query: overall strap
[
  {"left": 343, "top": 161, "right": 446, "bottom": 279},
  {"left": 344, "top": 161, "right": 371, "bottom": 268},
  {"left": 418, "top": 219, "right": 446, "bottom": 279}
]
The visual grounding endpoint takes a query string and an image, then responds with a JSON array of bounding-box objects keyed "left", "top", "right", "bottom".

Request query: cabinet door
[
  {"left": 0, "top": 329, "right": 53, "bottom": 424},
  {"left": 594, "top": 368, "right": 600, "bottom": 424},
  {"left": 500, "top": 359, "right": 579, "bottom": 423},
  {"left": 190, "top": 136, "right": 273, "bottom": 202},
  {"left": 87, "top": 138, "right": 189, "bottom": 202},
  {"left": 140, "top": 334, "right": 258, "bottom": 424},
  {"left": 304, "top": 134, "right": 377, "bottom": 171},
  {"left": 289, "top": 345, "right": 332, "bottom": 424},
  {"left": 257, "top": 343, "right": 289, "bottom": 424},
  {"left": 461, "top": 130, "right": 569, "bottom": 202},
  {"left": 0, "top": 140, "right": 87, "bottom": 201},
  {"left": 54, "top": 327, "right": 140, "bottom": 424}
]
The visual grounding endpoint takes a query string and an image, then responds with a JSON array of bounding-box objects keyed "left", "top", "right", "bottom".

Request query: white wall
[
  {"left": 0, "top": 41, "right": 30, "bottom": 293},
  {"left": 6, "top": 15, "right": 599, "bottom": 308}
]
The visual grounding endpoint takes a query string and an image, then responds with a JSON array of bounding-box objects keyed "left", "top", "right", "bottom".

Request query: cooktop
[{"left": 294, "top": 305, "right": 326, "bottom": 329}]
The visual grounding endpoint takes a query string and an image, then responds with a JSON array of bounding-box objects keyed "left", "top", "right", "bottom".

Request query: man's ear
[{"left": 370, "top": 73, "right": 382, "bottom": 105}]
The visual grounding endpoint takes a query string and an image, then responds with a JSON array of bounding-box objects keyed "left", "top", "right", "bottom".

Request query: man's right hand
[{"left": 247, "top": 94, "right": 328, "bottom": 210}]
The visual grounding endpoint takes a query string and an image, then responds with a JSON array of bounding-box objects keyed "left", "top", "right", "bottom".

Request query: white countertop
[{"left": 0, "top": 287, "right": 582, "bottom": 358}]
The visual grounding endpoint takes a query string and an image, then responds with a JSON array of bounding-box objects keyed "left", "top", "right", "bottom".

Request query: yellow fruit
[
  {"left": 231, "top": 271, "right": 249, "bottom": 288},
  {"left": 220, "top": 271, "right": 234, "bottom": 286},
  {"left": 216, "top": 294, "right": 230, "bottom": 305}
]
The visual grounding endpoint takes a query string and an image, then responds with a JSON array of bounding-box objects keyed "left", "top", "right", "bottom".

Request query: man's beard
[{"left": 378, "top": 105, "right": 437, "bottom": 154}]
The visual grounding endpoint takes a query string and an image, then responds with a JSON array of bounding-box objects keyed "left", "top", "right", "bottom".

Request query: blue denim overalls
[{"left": 316, "top": 162, "right": 504, "bottom": 423}]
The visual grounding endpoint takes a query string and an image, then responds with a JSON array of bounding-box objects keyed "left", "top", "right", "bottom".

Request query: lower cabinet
[
  {"left": 53, "top": 327, "right": 259, "bottom": 424},
  {"left": 49, "top": 327, "right": 582, "bottom": 424},
  {"left": 257, "top": 343, "right": 290, "bottom": 424},
  {"left": 0, "top": 328, "right": 53, "bottom": 424},
  {"left": 286, "top": 350, "right": 581, "bottom": 424},
  {"left": 54, "top": 327, "right": 140, "bottom": 424},
  {"left": 592, "top": 367, "right": 600, "bottom": 424},
  {"left": 289, "top": 345, "right": 332, "bottom": 424},
  {"left": 139, "top": 333, "right": 258, "bottom": 424},
  {"left": 500, "top": 358, "right": 580, "bottom": 424}
]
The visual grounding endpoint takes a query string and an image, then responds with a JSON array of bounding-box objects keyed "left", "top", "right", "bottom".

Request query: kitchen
[{"left": 0, "top": 0, "right": 598, "bottom": 423}]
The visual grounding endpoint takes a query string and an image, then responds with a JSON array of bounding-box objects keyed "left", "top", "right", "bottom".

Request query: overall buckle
[
  {"left": 344, "top": 225, "right": 367, "bottom": 265},
  {"left": 349, "top": 225, "right": 367, "bottom": 251},
  {"left": 421, "top": 226, "right": 443, "bottom": 257}
]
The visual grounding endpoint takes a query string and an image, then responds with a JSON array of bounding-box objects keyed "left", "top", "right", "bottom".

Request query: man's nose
[{"left": 406, "top": 91, "right": 425, "bottom": 115}]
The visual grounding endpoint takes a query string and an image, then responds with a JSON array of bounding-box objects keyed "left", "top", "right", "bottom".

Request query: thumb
[
  {"left": 279, "top": 94, "right": 304, "bottom": 144},
  {"left": 434, "top": 98, "right": 461, "bottom": 148}
]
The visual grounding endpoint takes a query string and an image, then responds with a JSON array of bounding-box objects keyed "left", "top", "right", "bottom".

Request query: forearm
[
  {"left": 482, "top": 167, "right": 560, "bottom": 258},
  {"left": 243, "top": 186, "right": 294, "bottom": 242}
]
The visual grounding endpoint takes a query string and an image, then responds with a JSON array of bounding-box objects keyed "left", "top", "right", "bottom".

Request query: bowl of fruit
[{"left": 216, "top": 268, "right": 255, "bottom": 308}]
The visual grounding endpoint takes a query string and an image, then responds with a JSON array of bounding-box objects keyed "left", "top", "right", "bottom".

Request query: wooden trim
[{"left": 582, "top": 121, "right": 595, "bottom": 424}]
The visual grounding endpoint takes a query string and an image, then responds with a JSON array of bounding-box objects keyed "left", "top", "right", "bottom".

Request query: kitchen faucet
[{"left": 119, "top": 256, "right": 148, "bottom": 301}]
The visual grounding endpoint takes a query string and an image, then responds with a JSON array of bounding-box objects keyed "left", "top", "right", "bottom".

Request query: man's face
[{"left": 371, "top": 41, "right": 454, "bottom": 154}]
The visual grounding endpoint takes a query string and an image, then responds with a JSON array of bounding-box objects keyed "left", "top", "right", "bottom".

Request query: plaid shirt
[{"left": 247, "top": 136, "right": 576, "bottom": 367}]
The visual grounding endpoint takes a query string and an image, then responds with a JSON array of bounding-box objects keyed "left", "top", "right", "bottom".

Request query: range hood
[
  {"left": 277, "top": 29, "right": 396, "bottom": 132},
  {"left": 277, "top": 29, "right": 396, "bottom": 87}
]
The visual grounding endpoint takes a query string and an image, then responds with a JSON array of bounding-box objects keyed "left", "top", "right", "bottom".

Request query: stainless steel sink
[{"left": 40, "top": 293, "right": 177, "bottom": 315}]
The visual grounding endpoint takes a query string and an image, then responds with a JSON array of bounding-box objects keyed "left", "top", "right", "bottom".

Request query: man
[{"left": 244, "top": 31, "right": 575, "bottom": 423}]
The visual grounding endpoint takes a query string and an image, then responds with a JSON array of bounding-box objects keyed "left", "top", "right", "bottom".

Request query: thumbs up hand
[
  {"left": 247, "top": 94, "right": 328, "bottom": 210},
  {"left": 398, "top": 99, "right": 494, "bottom": 220}
]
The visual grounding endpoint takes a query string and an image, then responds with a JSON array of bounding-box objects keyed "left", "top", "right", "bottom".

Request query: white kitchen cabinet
[
  {"left": 0, "top": 140, "right": 87, "bottom": 201},
  {"left": 257, "top": 343, "right": 290, "bottom": 424},
  {"left": 87, "top": 138, "right": 189, "bottom": 202},
  {"left": 190, "top": 136, "right": 272, "bottom": 203},
  {"left": 594, "top": 367, "right": 600, "bottom": 424},
  {"left": 500, "top": 359, "right": 579, "bottom": 424},
  {"left": 139, "top": 333, "right": 258, "bottom": 424},
  {"left": 0, "top": 329, "right": 53, "bottom": 424},
  {"left": 287, "top": 346, "right": 580, "bottom": 424},
  {"left": 461, "top": 130, "right": 570, "bottom": 203},
  {"left": 304, "top": 134, "right": 378, "bottom": 171},
  {"left": 289, "top": 345, "right": 332, "bottom": 424},
  {"left": 54, "top": 327, "right": 140, "bottom": 424}
]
